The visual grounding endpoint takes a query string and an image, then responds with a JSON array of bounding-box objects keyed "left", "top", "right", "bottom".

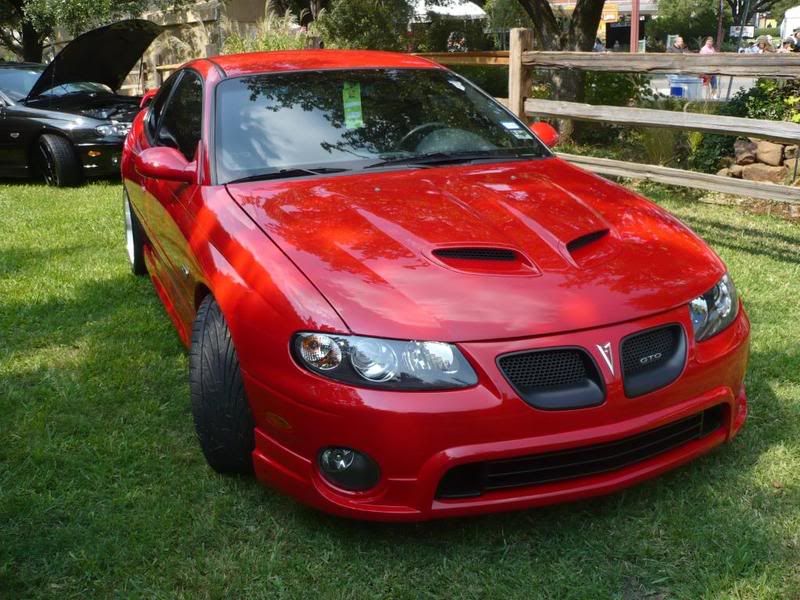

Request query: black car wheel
[
  {"left": 123, "top": 190, "right": 147, "bottom": 276},
  {"left": 190, "top": 296, "right": 255, "bottom": 474},
  {"left": 34, "top": 134, "right": 82, "bottom": 187}
]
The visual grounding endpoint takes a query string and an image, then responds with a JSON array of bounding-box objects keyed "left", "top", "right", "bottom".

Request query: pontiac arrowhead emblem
[{"left": 596, "top": 342, "right": 615, "bottom": 376}]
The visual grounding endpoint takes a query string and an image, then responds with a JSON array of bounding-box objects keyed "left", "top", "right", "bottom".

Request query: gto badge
[
  {"left": 639, "top": 352, "right": 663, "bottom": 365},
  {"left": 596, "top": 342, "right": 615, "bottom": 376}
]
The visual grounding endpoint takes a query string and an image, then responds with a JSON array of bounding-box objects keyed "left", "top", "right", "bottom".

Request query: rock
[
  {"left": 729, "top": 164, "right": 744, "bottom": 178},
  {"left": 734, "top": 139, "right": 758, "bottom": 165},
  {"left": 716, "top": 167, "right": 732, "bottom": 177},
  {"left": 785, "top": 144, "right": 798, "bottom": 159},
  {"left": 741, "top": 163, "right": 788, "bottom": 183},
  {"left": 784, "top": 157, "right": 800, "bottom": 176},
  {"left": 755, "top": 140, "right": 784, "bottom": 166}
]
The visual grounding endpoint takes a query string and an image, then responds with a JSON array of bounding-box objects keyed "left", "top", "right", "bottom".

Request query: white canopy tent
[
  {"left": 411, "top": 0, "right": 487, "bottom": 23},
  {"left": 780, "top": 5, "right": 800, "bottom": 39}
]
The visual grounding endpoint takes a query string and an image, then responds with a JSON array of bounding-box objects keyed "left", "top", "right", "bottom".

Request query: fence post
[{"left": 508, "top": 28, "right": 534, "bottom": 119}]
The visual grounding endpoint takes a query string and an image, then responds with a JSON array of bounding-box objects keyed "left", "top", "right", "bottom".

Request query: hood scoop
[
  {"left": 565, "top": 229, "right": 614, "bottom": 267},
  {"left": 431, "top": 246, "right": 538, "bottom": 275}
]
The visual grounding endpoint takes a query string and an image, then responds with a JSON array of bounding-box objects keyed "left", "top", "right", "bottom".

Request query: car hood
[
  {"left": 27, "top": 19, "right": 161, "bottom": 99},
  {"left": 227, "top": 158, "right": 725, "bottom": 342}
]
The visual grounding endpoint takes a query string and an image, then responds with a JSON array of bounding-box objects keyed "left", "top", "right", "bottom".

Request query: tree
[
  {"left": 0, "top": 0, "right": 179, "bottom": 62},
  {"left": 647, "top": 0, "right": 727, "bottom": 49}
]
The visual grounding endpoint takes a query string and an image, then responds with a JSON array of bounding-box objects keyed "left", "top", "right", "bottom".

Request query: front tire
[
  {"left": 34, "top": 134, "right": 81, "bottom": 187},
  {"left": 189, "top": 296, "right": 255, "bottom": 474},
  {"left": 123, "top": 190, "right": 147, "bottom": 276}
]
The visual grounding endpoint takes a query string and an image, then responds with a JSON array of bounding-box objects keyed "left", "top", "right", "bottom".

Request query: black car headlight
[
  {"left": 689, "top": 273, "right": 739, "bottom": 341},
  {"left": 292, "top": 333, "right": 478, "bottom": 390},
  {"left": 95, "top": 123, "right": 131, "bottom": 137}
]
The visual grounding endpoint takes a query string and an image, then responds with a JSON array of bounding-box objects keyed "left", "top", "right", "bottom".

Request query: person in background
[
  {"left": 668, "top": 35, "right": 688, "bottom": 53},
  {"left": 593, "top": 37, "right": 606, "bottom": 52},
  {"left": 777, "top": 38, "right": 795, "bottom": 53},
  {"left": 699, "top": 37, "right": 718, "bottom": 99},
  {"left": 754, "top": 36, "right": 774, "bottom": 53},
  {"left": 793, "top": 29, "right": 800, "bottom": 50}
]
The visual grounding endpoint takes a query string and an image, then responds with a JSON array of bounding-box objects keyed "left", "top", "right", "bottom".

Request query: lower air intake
[{"left": 436, "top": 404, "right": 725, "bottom": 499}]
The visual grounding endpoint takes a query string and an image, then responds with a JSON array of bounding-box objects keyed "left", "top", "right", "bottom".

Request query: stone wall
[{"left": 718, "top": 139, "right": 800, "bottom": 186}]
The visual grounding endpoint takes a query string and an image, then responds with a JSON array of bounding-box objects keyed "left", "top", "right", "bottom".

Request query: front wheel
[
  {"left": 189, "top": 296, "right": 255, "bottom": 474},
  {"left": 123, "top": 190, "right": 147, "bottom": 276},
  {"left": 34, "top": 134, "right": 81, "bottom": 187}
]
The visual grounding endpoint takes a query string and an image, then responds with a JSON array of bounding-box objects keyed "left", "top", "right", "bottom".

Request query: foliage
[
  {"left": 484, "top": 0, "right": 530, "bottom": 45},
  {"left": 4, "top": 182, "right": 800, "bottom": 598},
  {"left": 315, "top": 0, "right": 412, "bottom": 50},
  {"left": 222, "top": 4, "right": 312, "bottom": 53},
  {"left": 412, "top": 13, "right": 494, "bottom": 52},
  {"left": 726, "top": 79, "right": 800, "bottom": 123},
  {"left": 646, "top": 0, "right": 730, "bottom": 49},
  {"left": 449, "top": 65, "right": 509, "bottom": 97}
]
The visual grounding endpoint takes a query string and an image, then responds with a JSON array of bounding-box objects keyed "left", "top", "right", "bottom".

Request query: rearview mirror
[
  {"left": 135, "top": 147, "right": 196, "bottom": 183},
  {"left": 529, "top": 122, "right": 560, "bottom": 148},
  {"left": 140, "top": 88, "right": 158, "bottom": 109}
]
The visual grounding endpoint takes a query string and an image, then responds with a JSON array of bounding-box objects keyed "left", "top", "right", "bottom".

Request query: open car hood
[{"left": 27, "top": 19, "right": 161, "bottom": 99}]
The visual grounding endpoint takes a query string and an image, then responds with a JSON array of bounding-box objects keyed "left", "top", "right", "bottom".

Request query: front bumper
[
  {"left": 245, "top": 304, "right": 750, "bottom": 521},
  {"left": 75, "top": 141, "right": 123, "bottom": 177}
]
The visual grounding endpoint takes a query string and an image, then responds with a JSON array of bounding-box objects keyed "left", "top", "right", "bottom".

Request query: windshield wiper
[
  {"left": 364, "top": 150, "right": 539, "bottom": 170},
  {"left": 226, "top": 167, "right": 349, "bottom": 184}
]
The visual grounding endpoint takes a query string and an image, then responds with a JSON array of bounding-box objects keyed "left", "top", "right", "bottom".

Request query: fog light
[
  {"left": 87, "top": 150, "right": 102, "bottom": 158},
  {"left": 318, "top": 447, "right": 380, "bottom": 491}
]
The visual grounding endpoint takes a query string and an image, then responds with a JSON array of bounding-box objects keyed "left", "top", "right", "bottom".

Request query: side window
[
  {"left": 146, "top": 72, "right": 179, "bottom": 140},
  {"left": 156, "top": 71, "right": 203, "bottom": 161}
]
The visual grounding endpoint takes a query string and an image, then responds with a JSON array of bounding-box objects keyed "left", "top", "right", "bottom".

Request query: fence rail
[
  {"left": 520, "top": 51, "right": 800, "bottom": 78},
  {"left": 413, "top": 51, "right": 510, "bottom": 66},
  {"left": 525, "top": 99, "right": 800, "bottom": 145}
]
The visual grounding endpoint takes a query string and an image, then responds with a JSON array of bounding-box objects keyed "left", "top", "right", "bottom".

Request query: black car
[{"left": 0, "top": 19, "right": 161, "bottom": 186}]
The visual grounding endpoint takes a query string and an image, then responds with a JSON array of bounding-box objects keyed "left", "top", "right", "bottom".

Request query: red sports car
[{"left": 121, "top": 50, "right": 749, "bottom": 521}]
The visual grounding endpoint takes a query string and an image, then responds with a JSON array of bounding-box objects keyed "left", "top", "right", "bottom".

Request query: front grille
[
  {"left": 433, "top": 247, "right": 517, "bottom": 261},
  {"left": 436, "top": 404, "right": 725, "bottom": 499},
  {"left": 621, "top": 325, "right": 686, "bottom": 397},
  {"left": 497, "top": 348, "right": 604, "bottom": 410}
]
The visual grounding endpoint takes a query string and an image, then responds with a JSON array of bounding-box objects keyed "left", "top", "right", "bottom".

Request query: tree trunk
[
  {"left": 21, "top": 20, "right": 44, "bottom": 63},
  {"left": 515, "top": 0, "right": 606, "bottom": 141}
]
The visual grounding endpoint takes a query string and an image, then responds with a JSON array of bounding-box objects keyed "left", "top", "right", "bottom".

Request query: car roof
[{"left": 205, "top": 49, "right": 442, "bottom": 78}]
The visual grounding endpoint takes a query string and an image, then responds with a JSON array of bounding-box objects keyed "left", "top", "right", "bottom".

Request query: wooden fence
[{"left": 509, "top": 30, "right": 800, "bottom": 204}]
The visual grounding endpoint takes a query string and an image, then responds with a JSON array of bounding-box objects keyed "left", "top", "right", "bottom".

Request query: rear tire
[
  {"left": 189, "top": 296, "right": 255, "bottom": 474},
  {"left": 34, "top": 134, "right": 82, "bottom": 187},
  {"left": 123, "top": 190, "right": 147, "bottom": 276}
]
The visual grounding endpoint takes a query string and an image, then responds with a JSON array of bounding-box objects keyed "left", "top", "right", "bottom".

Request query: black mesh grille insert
[
  {"left": 433, "top": 247, "right": 517, "bottom": 261},
  {"left": 497, "top": 348, "right": 604, "bottom": 410},
  {"left": 499, "top": 349, "right": 587, "bottom": 389},
  {"left": 436, "top": 404, "right": 726, "bottom": 499},
  {"left": 620, "top": 325, "right": 686, "bottom": 397},
  {"left": 622, "top": 326, "right": 679, "bottom": 376}
]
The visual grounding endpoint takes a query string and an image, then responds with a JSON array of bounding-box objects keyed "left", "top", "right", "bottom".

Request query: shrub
[
  {"left": 316, "top": 0, "right": 413, "bottom": 50},
  {"left": 413, "top": 14, "right": 494, "bottom": 52},
  {"left": 222, "top": 3, "right": 312, "bottom": 53}
]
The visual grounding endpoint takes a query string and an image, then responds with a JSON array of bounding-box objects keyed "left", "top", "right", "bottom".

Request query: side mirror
[
  {"left": 529, "top": 122, "right": 560, "bottom": 148},
  {"left": 140, "top": 88, "right": 159, "bottom": 109},
  {"left": 135, "top": 147, "right": 196, "bottom": 182}
]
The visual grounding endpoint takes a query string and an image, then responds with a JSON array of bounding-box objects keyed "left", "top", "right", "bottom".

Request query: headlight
[
  {"left": 95, "top": 123, "right": 131, "bottom": 137},
  {"left": 293, "top": 333, "right": 478, "bottom": 390},
  {"left": 689, "top": 273, "right": 739, "bottom": 341}
]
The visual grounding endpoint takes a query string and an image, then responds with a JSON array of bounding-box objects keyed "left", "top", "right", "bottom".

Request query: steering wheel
[{"left": 398, "top": 122, "right": 447, "bottom": 151}]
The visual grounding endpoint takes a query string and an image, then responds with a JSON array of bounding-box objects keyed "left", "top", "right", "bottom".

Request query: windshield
[
  {"left": 0, "top": 66, "right": 44, "bottom": 101},
  {"left": 215, "top": 68, "right": 548, "bottom": 183}
]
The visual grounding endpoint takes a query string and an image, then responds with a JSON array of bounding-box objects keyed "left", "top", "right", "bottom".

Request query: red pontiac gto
[{"left": 121, "top": 50, "right": 749, "bottom": 521}]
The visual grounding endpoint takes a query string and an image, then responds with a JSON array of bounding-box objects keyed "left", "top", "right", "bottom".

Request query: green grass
[{"left": 1, "top": 180, "right": 800, "bottom": 599}]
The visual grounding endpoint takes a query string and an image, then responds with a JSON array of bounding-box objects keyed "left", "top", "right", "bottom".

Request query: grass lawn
[{"left": 1, "top": 180, "right": 799, "bottom": 599}]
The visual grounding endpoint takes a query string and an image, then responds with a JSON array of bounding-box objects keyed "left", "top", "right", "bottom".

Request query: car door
[
  {"left": 139, "top": 69, "right": 205, "bottom": 336},
  {"left": 0, "top": 94, "right": 37, "bottom": 177}
]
